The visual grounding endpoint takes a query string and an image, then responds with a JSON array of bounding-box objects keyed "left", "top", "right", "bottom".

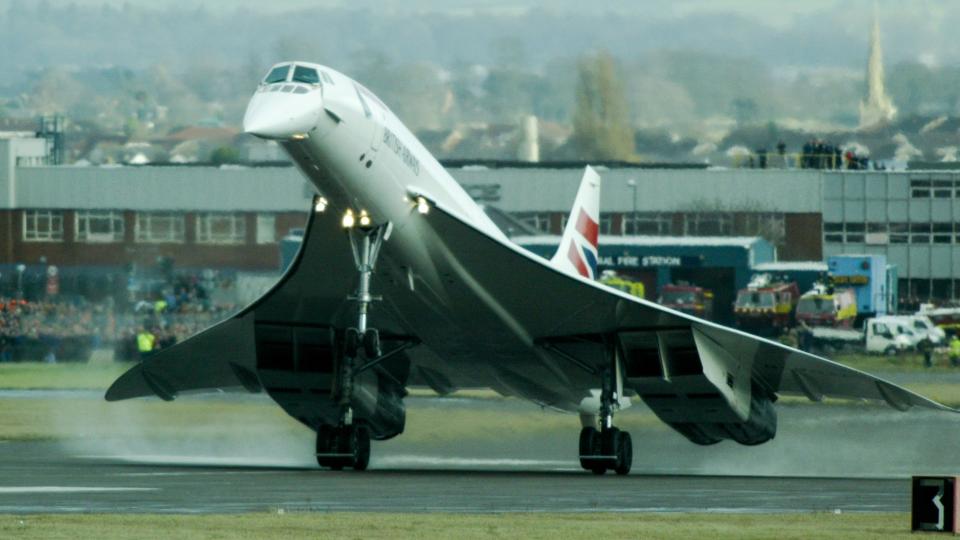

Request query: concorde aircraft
[{"left": 106, "top": 62, "right": 956, "bottom": 474}]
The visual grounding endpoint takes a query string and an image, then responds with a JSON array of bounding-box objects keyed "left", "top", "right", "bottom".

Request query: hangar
[{"left": 517, "top": 235, "right": 774, "bottom": 324}]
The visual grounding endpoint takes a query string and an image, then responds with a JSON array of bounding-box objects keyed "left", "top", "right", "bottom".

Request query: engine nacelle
[
  {"left": 621, "top": 325, "right": 778, "bottom": 447},
  {"left": 667, "top": 392, "right": 777, "bottom": 446}
]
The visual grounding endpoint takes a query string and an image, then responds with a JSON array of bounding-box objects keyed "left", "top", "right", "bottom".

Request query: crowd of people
[
  {"left": 744, "top": 140, "right": 879, "bottom": 170},
  {"left": 0, "top": 274, "right": 238, "bottom": 363}
]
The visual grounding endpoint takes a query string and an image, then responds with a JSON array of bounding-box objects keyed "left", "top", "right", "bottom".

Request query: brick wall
[{"left": 1, "top": 209, "right": 309, "bottom": 271}]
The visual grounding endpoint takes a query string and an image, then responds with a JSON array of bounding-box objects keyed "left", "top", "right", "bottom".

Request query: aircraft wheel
[
  {"left": 614, "top": 431, "right": 633, "bottom": 476},
  {"left": 578, "top": 426, "right": 599, "bottom": 470},
  {"left": 351, "top": 424, "right": 371, "bottom": 471},
  {"left": 601, "top": 428, "right": 622, "bottom": 474},
  {"left": 315, "top": 424, "right": 334, "bottom": 468}
]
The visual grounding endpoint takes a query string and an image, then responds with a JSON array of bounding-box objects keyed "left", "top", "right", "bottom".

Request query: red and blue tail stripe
[{"left": 566, "top": 209, "right": 599, "bottom": 279}]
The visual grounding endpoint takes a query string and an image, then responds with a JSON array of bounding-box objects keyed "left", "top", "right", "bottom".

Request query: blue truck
[{"left": 826, "top": 254, "right": 897, "bottom": 324}]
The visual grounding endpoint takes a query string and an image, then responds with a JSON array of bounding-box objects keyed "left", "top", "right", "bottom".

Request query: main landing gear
[
  {"left": 315, "top": 215, "right": 391, "bottom": 471},
  {"left": 578, "top": 364, "right": 633, "bottom": 476}
]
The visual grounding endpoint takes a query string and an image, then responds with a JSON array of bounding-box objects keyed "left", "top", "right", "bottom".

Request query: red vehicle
[
  {"left": 658, "top": 284, "right": 714, "bottom": 320},
  {"left": 795, "top": 286, "right": 857, "bottom": 329},
  {"left": 734, "top": 275, "right": 799, "bottom": 334},
  {"left": 918, "top": 305, "right": 960, "bottom": 334}
]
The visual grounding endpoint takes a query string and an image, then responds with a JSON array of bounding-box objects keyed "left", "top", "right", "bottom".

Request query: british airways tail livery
[
  {"left": 107, "top": 61, "right": 956, "bottom": 474},
  {"left": 551, "top": 166, "right": 601, "bottom": 280}
]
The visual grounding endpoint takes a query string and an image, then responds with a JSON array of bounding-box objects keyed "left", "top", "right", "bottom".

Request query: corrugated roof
[
  {"left": 513, "top": 234, "right": 763, "bottom": 249},
  {"left": 14, "top": 166, "right": 312, "bottom": 211},
  {"left": 753, "top": 261, "right": 828, "bottom": 271}
]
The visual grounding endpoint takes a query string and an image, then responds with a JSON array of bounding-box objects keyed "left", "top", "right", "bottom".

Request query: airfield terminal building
[{"left": 1, "top": 136, "right": 959, "bottom": 308}]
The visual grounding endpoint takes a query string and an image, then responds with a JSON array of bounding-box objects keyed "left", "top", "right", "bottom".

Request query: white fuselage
[{"left": 244, "top": 62, "right": 503, "bottom": 243}]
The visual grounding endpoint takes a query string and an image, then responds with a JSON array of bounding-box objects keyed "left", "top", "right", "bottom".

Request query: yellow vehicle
[
  {"left": 600, "top": 271, "right": 645, "bottom": 299},
  {"left": 796, "top": 286, "right": 857, "bottom": 329}
]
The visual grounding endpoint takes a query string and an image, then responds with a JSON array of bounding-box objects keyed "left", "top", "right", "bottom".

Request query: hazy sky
[
  {"left": 18, "top": 1, "right": 948, "bottom": 37},
  {"left": 10, "top": 0, "right": 879, "bottom": 23},
  {"left": 5, "top": 0, "right": 959, "bottom": 69}
]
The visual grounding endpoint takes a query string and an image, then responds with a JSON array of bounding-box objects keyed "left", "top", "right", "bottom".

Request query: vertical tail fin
[{"left": 550, "top": 166, "right": 601, "bottom": 279}]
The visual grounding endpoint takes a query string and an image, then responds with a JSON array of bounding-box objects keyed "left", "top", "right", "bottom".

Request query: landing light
[
  {"left": 314, "top": 197, "right": 328, "bottom": 213},
  {"left": 290, "top": 133, "right": 309, "bottom": 141},
  {"left": 359, "top": 210, "right": 372, "bottom": 227},
  {"left": 342, "top": 209, "right": 355, "bottom": 228},
  {"left": 416, "top": 196, "right": 430, "bottom": 215}
]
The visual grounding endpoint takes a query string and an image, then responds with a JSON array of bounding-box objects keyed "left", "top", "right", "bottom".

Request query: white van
[
  {"left": 902, "top": 315, "right": 946, "bottom": 346},
  {"left": 864, "top": 318, "right": 914, "bottom": 355}
]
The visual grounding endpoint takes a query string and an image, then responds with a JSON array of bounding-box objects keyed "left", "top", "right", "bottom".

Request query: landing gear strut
[
  {"left": 578, "top": 352, "right": 633, "bottom": 476},
  {"left": 315, "top": 218, "right": 391, "bottom": 471}
]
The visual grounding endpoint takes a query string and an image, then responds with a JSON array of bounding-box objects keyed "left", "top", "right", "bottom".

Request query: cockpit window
[
  {"left": 264, "top": 65, "right": 290, "bottom": 84},
  {"left": 292, "top": 65, "right": 320, "bottom": 85}
]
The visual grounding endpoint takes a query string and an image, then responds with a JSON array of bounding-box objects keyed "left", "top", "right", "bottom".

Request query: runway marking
[
  {"left": 375, "top": 455, "right": 576, "bottom": 469},
  {"left": 79, "top": 455, "right": 313, "bottom": 468},
  {"left": 114, "top": 471, "right": 281, "bottom": 477},
  {"left": 0, "top": 487, "right": 158, "bottom": 494}
]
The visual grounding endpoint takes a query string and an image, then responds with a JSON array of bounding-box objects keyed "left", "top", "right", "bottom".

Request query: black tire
[
  {"left": 315, "top": 425, "right": 334, "bottom": 468},
  {"left": 363, "top": 329, "right": 381, "bottom": 359},
  {"left": 601, "top": 428, "right": 622, "bottom": 473},
  {"left": 344, "top": 328, "right": 360, "bottom": 358},
  {"left": 614, "top": 431, "right": 633, "bottom": 476},
  {"left": 578, "top": 426, "right": 598, "bottom": 470},
  {"left": 884, "top": 346, "right": 897, "bottom": 357},
  {"left": 352, "top": 424, "right": 371, "bottom": 471},
  {"left": 330, "top": 427, "right": 352, "bottom": 471}
]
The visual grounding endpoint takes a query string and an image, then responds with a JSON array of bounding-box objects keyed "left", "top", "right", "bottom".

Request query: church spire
[{"left": 859, "top": 7, "right": 896, "bottom": 128}]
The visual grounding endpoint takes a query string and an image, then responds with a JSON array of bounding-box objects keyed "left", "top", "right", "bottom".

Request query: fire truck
[
  {"left": 734, "top": 274, "right": 799, "bottom": 335},
  {"left": 599, "top": 271, "right": 645, "bottom": 299},
  {"left": 795, "top": 284, "right": 857, "bottom": 329},
  {"left": 658, "top": 283, "right": 714, "bottom": 320}
]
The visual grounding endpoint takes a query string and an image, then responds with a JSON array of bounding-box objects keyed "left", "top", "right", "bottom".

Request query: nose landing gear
[{"left": 315, "top": 217, "right": 391, "bottom": 471}]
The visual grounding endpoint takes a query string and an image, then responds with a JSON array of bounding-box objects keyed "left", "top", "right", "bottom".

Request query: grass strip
[
  {"left": 0, "top": 362, "right": 129, "bottom": 390},
  {"left": 0, "top": 512, "right": 919, "bottom": 540}
]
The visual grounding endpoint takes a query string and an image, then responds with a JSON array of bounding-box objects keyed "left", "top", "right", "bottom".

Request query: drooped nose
[{"left": 243, "top": 87, "right": 323, "bottom": 139}]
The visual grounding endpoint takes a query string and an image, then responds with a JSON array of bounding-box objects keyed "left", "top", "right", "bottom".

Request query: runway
[
  {"left": 0, "top": 392, "right": 957, "bottom": 514},
  {"left": 0, "top": 441, "right": 915, "bottom": 514}
]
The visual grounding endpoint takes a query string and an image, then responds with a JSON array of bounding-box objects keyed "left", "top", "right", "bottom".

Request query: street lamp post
[
  {"left": 15, "top": 264, "right": 26, "bottom": 300},
  {"left": 626, "top": 179, "right": 638, "bottom": 234}
]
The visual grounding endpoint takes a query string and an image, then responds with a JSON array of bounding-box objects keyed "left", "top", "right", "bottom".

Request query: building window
[
  {"left": 623, "top": 213, "right": 671, "bottom": 235},
  {"left": 22, "top": 210, "right": 63, "bottom": 242},
  {"left": 135, "top": 212, "right": 185, "bottom": 244},
  {"left": 600, "top": 214, "right": 613, "bottom": 235},
  {"left": 514, "top": 212, "right": 553, "bottom": 234},
  {"left": 75, "top": 210, "right": 124, "bottom": 243},
  {"left": 742, "top": 213, "right": 785, "bottom": 245},
  {"left": 256, "top": 214, "right": 276, "bottom": 244},
  {"left": 196, "top": 213, "right": 246, "bottom": 245},
  {"left": 683, "top": 213, "right": 732, "bottom": 236},
  {"left": 932, "top": 279, "right": 952, "bottom": 301}
]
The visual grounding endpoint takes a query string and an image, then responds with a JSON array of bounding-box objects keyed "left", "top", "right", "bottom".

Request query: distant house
[{"left": 159, "top": 126, "right": 240, "bottom": 163}]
